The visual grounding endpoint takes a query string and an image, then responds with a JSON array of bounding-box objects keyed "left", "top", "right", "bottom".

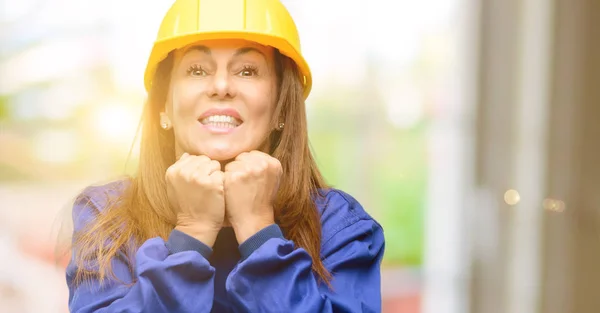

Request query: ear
[{"left": 159, "top": 112, "right": 172, "bottom": 130}]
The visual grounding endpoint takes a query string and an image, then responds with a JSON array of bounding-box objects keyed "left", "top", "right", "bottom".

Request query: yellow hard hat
[{"left": 144, "top": 0, "right": 312, "bottom": 99}]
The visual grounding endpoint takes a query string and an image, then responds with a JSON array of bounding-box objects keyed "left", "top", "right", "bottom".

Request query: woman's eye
[
  {"left": 238, "top": 66, "right": 258, "bottom": 77},
  {"left": 187, "top": 65, "right": 207, "bottom": 77}
]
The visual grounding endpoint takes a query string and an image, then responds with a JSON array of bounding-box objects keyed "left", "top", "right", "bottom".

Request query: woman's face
[{"left": 164, "top": 39, "right": 278, "bottom": 161}]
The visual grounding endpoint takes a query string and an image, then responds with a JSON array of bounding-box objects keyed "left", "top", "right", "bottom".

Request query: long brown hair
[{"left": 72, "top": 49, "right": 332, "bottom": 286}]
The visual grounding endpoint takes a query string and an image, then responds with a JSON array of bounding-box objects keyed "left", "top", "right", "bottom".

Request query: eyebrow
[{"left": 184, "top": 45, "right": 267, "bottom": 60}]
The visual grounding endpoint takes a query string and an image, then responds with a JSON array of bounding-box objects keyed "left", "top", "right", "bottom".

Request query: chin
[{"left": 200, "top": 146, "right": 243, "bottom": 162}]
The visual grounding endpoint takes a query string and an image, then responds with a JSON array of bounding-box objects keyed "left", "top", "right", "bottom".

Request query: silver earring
[
  {"left": 277, "top": 122, "right": 285, "bottom": 130},
  {"left": 161, "top": 122, "right": 170, "bottom": 130}
]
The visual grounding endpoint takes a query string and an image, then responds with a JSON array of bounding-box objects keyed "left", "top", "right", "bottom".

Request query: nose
[{"left": 207, "top": 70, "right": 236, "bottom": 100}]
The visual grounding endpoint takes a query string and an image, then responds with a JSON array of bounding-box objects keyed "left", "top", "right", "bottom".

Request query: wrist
[
  {"left": 174, "top": 223, "right": 221, "bottom": 248},
  {"left": 238, "top": 224, "right": 284, "bottom": 260},
  {"left": 167, "top": 229, "right": 213, "bottom": 259},
  {"left": 231, "top": 218, "right": 275, "bottom": 244}
]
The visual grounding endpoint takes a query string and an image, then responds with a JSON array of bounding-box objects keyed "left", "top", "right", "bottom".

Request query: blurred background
[{"left": 0, "top": 0, "right": 599, "bottom": 312}]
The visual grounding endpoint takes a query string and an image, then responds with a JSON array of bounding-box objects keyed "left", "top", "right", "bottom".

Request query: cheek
[
  {"left": 247, "top": 99, "right": 275, "bottom": 132},
  {"left": 171, "top": 82, "right": 201, "bottom": 121},
  {"left": 244, "top": 83, "right": 277, "bottom": 126}
]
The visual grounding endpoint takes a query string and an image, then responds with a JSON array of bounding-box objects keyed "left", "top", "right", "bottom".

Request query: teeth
[
  {"left": 203, "top": 122, "right": 236, "bottom": 128},
  {"left": 200, "top": 115, "right": 241, "bottom": 127}
]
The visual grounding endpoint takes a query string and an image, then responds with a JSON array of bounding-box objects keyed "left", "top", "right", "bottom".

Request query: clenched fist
[
  {"left": 224, "top": 151, "right": 283, "bottom": 244},
  {"left": 165, "top": 153, "right": 225, "bottom": 247}
]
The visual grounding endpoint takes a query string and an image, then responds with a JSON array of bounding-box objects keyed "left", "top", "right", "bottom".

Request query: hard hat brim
[{"left": 144, "top": 31, "right": 312, "bottom": 99}]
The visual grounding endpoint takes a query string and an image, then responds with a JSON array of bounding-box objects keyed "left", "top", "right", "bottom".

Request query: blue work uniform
[{"left": 66, "top": 182, "right": 385, "bottom": 312}]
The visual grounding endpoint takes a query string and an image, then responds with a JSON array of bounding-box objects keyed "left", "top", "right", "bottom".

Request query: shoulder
[
  {"left": 314, "top": 188, "right": 383, "bottom": 245},
  {"left": 72, "top": 179, "right": 130, "bottom": 230},
  {"left": 74, "top": 179, "right": 129, "bottom": 212},
  {"left": 75, "top": 179, "right": 129, "bottom": 208}
]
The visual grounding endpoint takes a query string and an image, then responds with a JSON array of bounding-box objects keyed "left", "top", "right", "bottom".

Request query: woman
[{"left": 66, "top": 0, "right": 385, "bottom": 312}]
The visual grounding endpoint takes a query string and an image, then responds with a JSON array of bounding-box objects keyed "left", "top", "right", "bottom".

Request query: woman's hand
[
  {"left": 224, "top": 151, "right": 282, "bottom": 244},
  {"left": 166, "top": 153, "right": 225, "bottom": 247}
]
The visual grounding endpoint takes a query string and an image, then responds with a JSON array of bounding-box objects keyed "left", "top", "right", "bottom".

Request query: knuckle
[
  {"left": 183, "top": 171, "right": 195, "bottom": 183},
  {"left": 165, "top": 167, "right": 176, "bottom": 178},
  {"left": 225, "top": 161, "right": 239, "bottom": 172},
  {"left": 198, "top": 155, "right": 211, "bottom": 162},
  {"left": 212, "top": 173, "right": 224, "bottom": 184},
  {"left": 166, "top": 166, "right": 183, "bottom": 180},
  {"left": 271, "top": 159, "right": 283, "bottom": 173},
  {"left": 212, "top": 176, "right": 224, "bottom": 187},
  {"left": 193, "top": 175, "right": 210, "bottom": 186},
  {"left": 214, "top": 186, "right": 224, "bottom": 195},
  {"left": 230, "top": 171, "right": 244, "bottom": 182},
  {"left": 191, "top": 155, "right": 208, "bottom": 165},
  {"left": 210, "top": 160, "right": 221, "bottom": 169},
  {"left": 270, "top": 157, "right": 281, "bottom": 167},
  {"left": 249, "top": 166, "right": 262, "bottom": 176},
  {"left": 254, "top": 160, "right": 269, "bottom": 173}
]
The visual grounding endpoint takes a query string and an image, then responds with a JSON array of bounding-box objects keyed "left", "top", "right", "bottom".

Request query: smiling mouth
[{"left": 199, "top": 115, "right": 243, "bottom": 129}]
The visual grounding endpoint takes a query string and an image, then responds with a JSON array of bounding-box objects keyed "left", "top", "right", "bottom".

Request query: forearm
[
  {"left": 68, "top": 232, "right": 217, "bottom": 313},
  {"left": 225, "top": 222, "right": 384, "bottom": 313}
]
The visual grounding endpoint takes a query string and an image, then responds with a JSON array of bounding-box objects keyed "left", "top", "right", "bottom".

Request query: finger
[
  {"left": 190, "top": 154, "right": 212, "bottom": 164},
  {"left": 224, "top": 160, "right": 245, "bottom": 172},
  {"left": 181, "top": 157, "right": 219, "bottom": 181},
  {"left": 234, "top": 151, "right": 250, "bottom": 161},
  {"left": 208, "top": 160, "right": 222, "bottom": 173},
  {"left": 183, "top": 155, "right": 211, "bottom": 172},
  {"left": 234, "top": 151, "right": 266, "bottom": 167},
  {"left": 223, "top": 170, "right": 241, "bottom": 185},
  {"left": 209, "top": 170, "right": 225, "bottom": 186},
  {"left": 175, "top": 152, "right": 198, "bottom": 167},
  {"left": 249, "top": 150, "right": 269, "bottom": 158},
  {"left": 171, "top": 155, "right": 206, "bottom": 181},
  {"left": 198, "top": 160, "right": 222, "bottom": 176},
  {"left": 262, "top": 159, "right": 280, "bottom": 176},
  {"left": 234, "top": 153, "right": 270, "bottom": 175},
  {"left": 267, "top": 155, "right": 282, "bottom": 169},
  {"left": 246, "top": 152, "right": 270, "bottom": 172},
  {"left": 169, "top": 152, "right": 190, "bottom": 169},
  {"left": 175, "top": 154, "right": 203, "bottom": 176},
  {"left": 166, "top": 152, "right": 193, "bottom": 179},
  {"left": 248, "top": 150, "right": 272, "bottom": 165}
]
